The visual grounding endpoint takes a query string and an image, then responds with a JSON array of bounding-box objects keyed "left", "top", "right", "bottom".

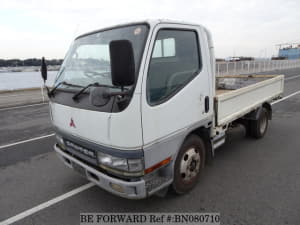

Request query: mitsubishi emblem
[{"left": 69, "top": 118, "right": 76, "bottom": 128}]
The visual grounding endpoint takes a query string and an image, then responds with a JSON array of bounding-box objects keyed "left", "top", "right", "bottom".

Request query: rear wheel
[
  {"left": 249, "top": 108, "right": 269, "bottom": 139},
  {"left": 172, "top": 135, "right": 205, "bottom": 194}
]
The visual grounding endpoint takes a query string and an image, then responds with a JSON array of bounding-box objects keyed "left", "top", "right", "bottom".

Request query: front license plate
[{"left": 72, "top": 162, "right": 86, "bottom": 177}]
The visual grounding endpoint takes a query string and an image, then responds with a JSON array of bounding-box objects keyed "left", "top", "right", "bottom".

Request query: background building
[{"left": 278, "top": 43, "right": 300, "bottom": 59}]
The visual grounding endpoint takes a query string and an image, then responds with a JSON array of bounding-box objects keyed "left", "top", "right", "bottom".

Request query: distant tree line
[{"left": 0, "top": 58, "right": 63, "bottom": 67}]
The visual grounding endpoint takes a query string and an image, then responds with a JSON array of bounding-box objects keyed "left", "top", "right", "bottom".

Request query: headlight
[
  {"left": 98, "top": 152, "right": 128, "bottom": 171},
  {"left": 97, "top": 152, "right": 144, "bottom": 176}
]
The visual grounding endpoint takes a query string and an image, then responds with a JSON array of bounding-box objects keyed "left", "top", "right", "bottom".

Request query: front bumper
[{"left": 54, "top": 144, "right": 147, "bottom": 199}]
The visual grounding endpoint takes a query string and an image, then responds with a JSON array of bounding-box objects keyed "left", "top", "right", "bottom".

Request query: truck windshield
[{"left": 55, "top": 24, "right": 149, "bottom": 89}]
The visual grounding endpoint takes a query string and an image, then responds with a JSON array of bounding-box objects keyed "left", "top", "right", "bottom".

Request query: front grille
[{"left": 65, "top": 139, "right": 96, "bottom": 159}]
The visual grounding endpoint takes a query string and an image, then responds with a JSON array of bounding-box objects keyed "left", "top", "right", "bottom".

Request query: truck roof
[{"left": 75, "top": 19, "right": 205, "bottom": 40}]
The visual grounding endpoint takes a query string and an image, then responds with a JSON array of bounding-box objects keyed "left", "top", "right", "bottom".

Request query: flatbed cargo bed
[{"left": 215, "top": 74, "right": 284, "bottom": 126}]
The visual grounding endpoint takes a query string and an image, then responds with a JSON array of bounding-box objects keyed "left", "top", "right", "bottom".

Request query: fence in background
[
  {"left": 216, "top": 59, "right": 300, "bottom": 76},
  {"left": 1, "top": 59, "right": 300, "bottom": 108}
]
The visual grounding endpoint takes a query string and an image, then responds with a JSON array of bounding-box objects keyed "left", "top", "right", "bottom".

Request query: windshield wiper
[
  {"left": 72, "top": 82, "right": 134, "bottom": 102},
  {"left": 72, "top": 82, "right": 116, "bottom": 101},
  {"left": 49, "top": 81, "right": 82, "bottom": 98}
]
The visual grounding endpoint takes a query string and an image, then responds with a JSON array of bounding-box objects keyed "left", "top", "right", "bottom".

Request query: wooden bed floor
[{"left": 216, "top": 89, "right": 232, "bottom": 95}]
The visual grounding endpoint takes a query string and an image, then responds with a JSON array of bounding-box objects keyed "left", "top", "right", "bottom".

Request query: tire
[
  {"left": 172, "top": 134, "right": 205, "bottom": 194},
  {"left": 249, "top": 108, "right": 269, "bottom": 139}
]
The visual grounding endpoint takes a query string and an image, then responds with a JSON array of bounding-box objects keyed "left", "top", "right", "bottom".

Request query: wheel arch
[
  {"left": 243, "top": 102, "right": 272, "bottom": 121},
  {"left": 171, "top": 126, "right": 211, "bottom": 194},
  {"left": 262, "top": 102, "right": 272, "bottom": 120},
  {"left": 177, "top": 126, "right": 213, "bottom": 165}
]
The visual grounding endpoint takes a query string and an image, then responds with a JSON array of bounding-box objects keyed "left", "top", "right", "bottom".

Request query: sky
[{"left": 1, "top": 0, "right": 300, "bottom": 59}]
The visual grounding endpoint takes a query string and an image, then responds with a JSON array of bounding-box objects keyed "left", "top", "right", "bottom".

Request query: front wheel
[{"left": 172, "top": 135, "right": 205, "bottom": 194}]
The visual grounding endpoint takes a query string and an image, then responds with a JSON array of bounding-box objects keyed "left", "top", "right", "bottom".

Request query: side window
[
  {"left": 152, "top": 38, "right": 176, "bottom": 58},
  {"left": 147, "top": 29, "right": 201, "bottom": 105}
]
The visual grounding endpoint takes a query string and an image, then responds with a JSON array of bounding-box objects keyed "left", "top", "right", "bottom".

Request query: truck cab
[{"left": 46, "top": 20, "right": 282, "bottom": 199}]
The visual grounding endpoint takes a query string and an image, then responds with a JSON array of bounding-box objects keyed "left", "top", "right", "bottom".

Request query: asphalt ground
[{"left": 0, "top": 68, "right": 300, "bottom": 225}]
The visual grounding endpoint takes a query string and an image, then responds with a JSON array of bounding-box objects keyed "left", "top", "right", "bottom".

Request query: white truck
[{"left": 41, "top": 20, "right": 284, "bottom": 199}]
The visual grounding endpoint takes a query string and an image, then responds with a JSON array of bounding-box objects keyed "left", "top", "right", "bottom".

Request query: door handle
[{"left": 205, "top": 96, "right": 209, "bottom": 113}]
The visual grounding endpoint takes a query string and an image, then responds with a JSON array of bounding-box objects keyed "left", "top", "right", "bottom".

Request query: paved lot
[{"left": 0, "top": 68, "right": 300, "bottom": 225}]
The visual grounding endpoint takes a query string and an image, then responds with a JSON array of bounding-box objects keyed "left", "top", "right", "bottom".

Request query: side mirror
[
  {"left": 109, "top": 40, "right": 135, "bottom": 87},
  {"left": 41, "top": 57, "right": 47, "bottom": 83}
]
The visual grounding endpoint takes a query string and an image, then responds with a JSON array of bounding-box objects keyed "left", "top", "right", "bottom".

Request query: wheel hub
[
  {"left": 180, "top": 147, "right": 201, "bottom": 183},
  {"left": 190, "top": 160, "right": 197, "bottom": 171}
]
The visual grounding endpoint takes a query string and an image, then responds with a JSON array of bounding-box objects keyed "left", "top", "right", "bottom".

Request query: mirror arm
[
  {"left": 45, "top": 85, "right": 51, "bottom": 97},
  {"left": 41, "top": 79, "right": 51, "bottom": 98}
]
